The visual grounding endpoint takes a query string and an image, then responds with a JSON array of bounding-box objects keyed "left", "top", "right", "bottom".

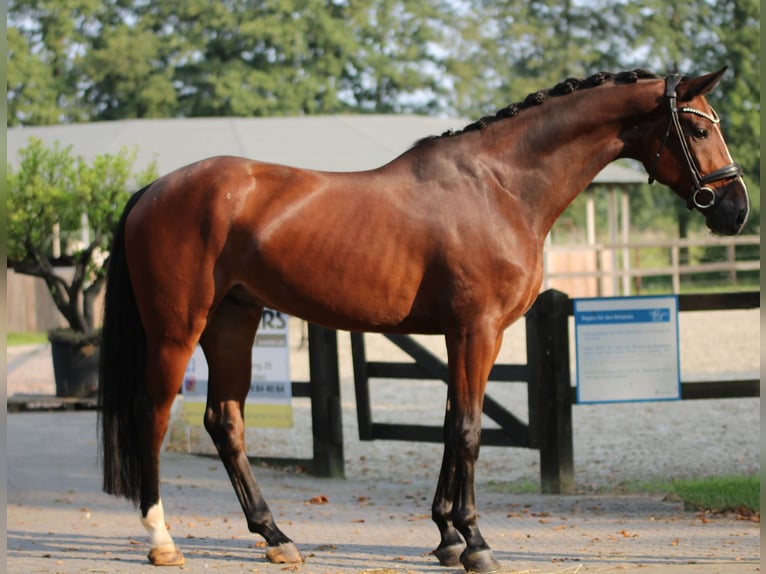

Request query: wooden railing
[{"left": 544, "top": 234, "right": 759, "bottom": 296}]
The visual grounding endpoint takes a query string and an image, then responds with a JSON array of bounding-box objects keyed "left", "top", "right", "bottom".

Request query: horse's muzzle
[{"left": 702, "top": 179, "right": 749, "bottom": 236}]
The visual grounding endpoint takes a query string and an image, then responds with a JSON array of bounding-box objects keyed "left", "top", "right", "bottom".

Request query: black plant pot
[{"left": 49, "top": 334, "right": 100, "bottom": 398}]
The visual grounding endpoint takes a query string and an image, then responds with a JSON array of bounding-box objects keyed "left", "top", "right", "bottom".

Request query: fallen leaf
[{"left": 308, "top": 494, "right": 329, "bottom": 505}]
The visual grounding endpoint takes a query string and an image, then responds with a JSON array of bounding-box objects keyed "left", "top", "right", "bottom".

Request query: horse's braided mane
[{"left": 415, "top": 69, "right": 660, "bottom": 146}]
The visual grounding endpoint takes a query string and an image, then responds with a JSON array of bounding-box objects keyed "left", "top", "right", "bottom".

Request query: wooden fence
[
  {"left": 544, "top": 234, "right": 760, "bottom": 296},
  {"left": 350, "top": 289, "right": 759, "bottom": 493}
]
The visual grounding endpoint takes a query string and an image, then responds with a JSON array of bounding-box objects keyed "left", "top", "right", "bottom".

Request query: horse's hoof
[
  {"left": 265, "top": 541, "right": 303, "bottom": 564},
  {"left": 434, "top": 542, "right": 466, "bottom": 566},
  {"left": 460, "top": 547, "right": 501, "bottom": 573},
  {"left": 147, "top": 544, "right": 185, "bottom": 566}
]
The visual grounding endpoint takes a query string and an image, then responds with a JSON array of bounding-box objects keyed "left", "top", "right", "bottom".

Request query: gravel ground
[{"left": 7, "top": 308, "right": 759, "bottom": 490}]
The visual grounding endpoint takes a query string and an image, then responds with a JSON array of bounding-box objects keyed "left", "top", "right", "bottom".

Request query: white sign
[
  {"left": 182, "top": 309, "right": 293, "bottom": 428},
  {"left": 574, "top": 296, "right": 680, "bottom": 404}
]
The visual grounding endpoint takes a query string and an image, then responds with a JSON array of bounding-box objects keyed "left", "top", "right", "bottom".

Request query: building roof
[{"left": 7, "top": 116, "right": 645, "bottom": 185}]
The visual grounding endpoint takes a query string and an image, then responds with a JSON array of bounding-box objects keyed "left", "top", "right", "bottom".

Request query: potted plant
[{"left": 7, "top": 137, "right": 157, "bottom": 397}]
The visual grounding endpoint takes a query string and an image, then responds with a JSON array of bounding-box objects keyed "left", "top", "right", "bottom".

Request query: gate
[
  {"left": 351, "top": 289, "right": 575, "bottom": 494},
  {"left": 349, "top": 288, "right": 759, "bottom": 494}
]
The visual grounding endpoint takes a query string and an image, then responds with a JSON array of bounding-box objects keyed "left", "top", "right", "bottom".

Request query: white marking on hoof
[{"left": 141, "top": 499, "right": 177, "bottom": 560}]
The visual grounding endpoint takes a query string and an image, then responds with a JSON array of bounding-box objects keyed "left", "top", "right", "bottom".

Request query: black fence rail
[{"left": 350, "top": 289, "right": 760, "bottom": 494}]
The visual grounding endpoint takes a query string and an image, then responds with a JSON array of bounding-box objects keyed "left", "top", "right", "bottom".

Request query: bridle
[{"left": 647, "top": 74, "right": 742, "bottom": 210}]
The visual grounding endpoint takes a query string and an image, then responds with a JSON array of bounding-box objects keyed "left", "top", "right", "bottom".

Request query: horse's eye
[{"left": 693, "top": 127, "right": 709, "bottom": 140}]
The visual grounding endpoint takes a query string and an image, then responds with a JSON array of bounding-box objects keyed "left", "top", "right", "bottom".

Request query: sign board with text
[
  {"left": 182, "top": 309, "right": 293, "bottom": 428},
  {"left": 574, "top": 296, "right": 681, "bottom": 404}
]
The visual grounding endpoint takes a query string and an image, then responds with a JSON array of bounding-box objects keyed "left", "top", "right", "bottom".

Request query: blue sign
[{"left": 574, "top": 295, "right": 681, "bottom": 404}]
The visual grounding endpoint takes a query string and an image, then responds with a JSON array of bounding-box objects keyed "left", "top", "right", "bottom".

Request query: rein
[{"left": 647, "top": 74, "right": 742, "bottom": 210}]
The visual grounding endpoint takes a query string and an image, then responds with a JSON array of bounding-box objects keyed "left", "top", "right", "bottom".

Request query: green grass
[
  {"left": 601, "top": 476, "right": 759, "bottom": 515},
  {"left": 7, "top": 332, "right": 48, "bottom": 346},
  {"left": 485, "top": 475, "right": 760, "bottom": 516},
  {"left": 609, "top": 478, "right": 676, "bottom": 493},
  {"left": 673, "top": 475, "right": 760, "bottom": 514},
  {"left": 484, "top": 478, "right": 541, "bottom": 494}
]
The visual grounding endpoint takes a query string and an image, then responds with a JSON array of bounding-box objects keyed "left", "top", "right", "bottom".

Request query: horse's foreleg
[
  {"left": 138, "top": 342, "right": 194, "bottom": 567},
  {"left": 200, "top": 303, "right": 302, "bottom": 565},
  {"left": 440, "top": 327, "right": 503, "bottom": 573},
  {"left": 431, "top": 395, "right": 466, "bottom": 566}
]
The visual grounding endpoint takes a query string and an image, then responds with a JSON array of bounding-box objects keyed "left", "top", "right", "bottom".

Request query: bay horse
[{"left": 99, "top": 68, "right": 748, "bottom": 572}]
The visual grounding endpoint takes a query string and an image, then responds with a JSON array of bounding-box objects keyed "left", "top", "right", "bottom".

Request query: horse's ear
[{"left": 678, "top": 67, "right": 727, "bottom": 101}]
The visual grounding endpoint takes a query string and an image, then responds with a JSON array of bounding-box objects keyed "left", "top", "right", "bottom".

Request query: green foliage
[
  {"left": 8, "top": 0, "right": 452, "bottom": 120},
  {"left": 7, "top": 137, "right": 158, "bottom": 333},
  {"left": 7, "top": 332, "right": 49, "bottom": 346}
]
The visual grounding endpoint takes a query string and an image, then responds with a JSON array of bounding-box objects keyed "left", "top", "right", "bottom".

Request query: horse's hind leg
[
  {"left": 200, "top": 299, "right": 303, "bottom": 564},
  {"left": 138, "top": 341, "right": 196, "bottom": 566}
]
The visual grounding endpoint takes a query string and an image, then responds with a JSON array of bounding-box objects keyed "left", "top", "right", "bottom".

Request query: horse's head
[{"left": 645, "top": 69, "right": 749, "bottom": 235}]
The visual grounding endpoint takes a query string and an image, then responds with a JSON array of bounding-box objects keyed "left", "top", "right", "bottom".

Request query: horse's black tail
[{"left": 98, "top": 185, "right": 151, "bottom": 506}]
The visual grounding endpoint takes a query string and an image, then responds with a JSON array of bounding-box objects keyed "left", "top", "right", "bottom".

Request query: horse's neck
[{"left": 479, "top": 81, "right": 660, "bottom": 235}]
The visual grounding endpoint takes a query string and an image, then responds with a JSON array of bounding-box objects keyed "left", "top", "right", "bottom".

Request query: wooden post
[
  {"left": 621, "top": 190, "right": 631, "bottom": 295},
  {"left": 608, "top": 188, "right": 619, "bottom": 295},
  {"left": 727, "top": 244, "right": 737, "bottom": 283},
  {"left": 586, "top": 189, "right": 596, "bottom": 247},
  {"left": 52, "top": 222, "right": 61, "bottom": 258},
  {"left": 525, "top": 289, "right": 575, "bottom": 494},
  {"left": 307, "top": 324, "right": 345, "bottom": 478}
]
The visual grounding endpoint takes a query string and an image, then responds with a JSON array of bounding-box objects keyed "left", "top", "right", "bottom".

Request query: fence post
[
  {"left": 525, "top": 289, "right": 575, "bottom": 494},
  {"left": 671, "top": 244, "right": 680, "bottom": 293},
  {"left": 307, "top": 324, "right": 345, "bottom": 478},
  {"left": 727, "top": 244, "right": 737, "bottom": 283}
]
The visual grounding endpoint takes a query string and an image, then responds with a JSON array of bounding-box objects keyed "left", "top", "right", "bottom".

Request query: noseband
[{"left": 647, "top": 74, "right": 742, "bottom": 210}]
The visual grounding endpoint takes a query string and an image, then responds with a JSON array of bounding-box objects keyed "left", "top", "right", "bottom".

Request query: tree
[
  {"left": 82, "top": 23, "right": 178, "bottom": 119},
  {"left": 341, "top": 0, "right": 450, "bottom": 113},
  {"left": 8, "top": 0, "right": 454, "bottom": 121},
  {"left": 7, "top": 0, "right": 106, "bottom": 125},
  {"left": 6, "top": 27, "right": 62, "bottom": 126},
  {"left": 7, "top": 138, "right": 158, "bottom": 336}
]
